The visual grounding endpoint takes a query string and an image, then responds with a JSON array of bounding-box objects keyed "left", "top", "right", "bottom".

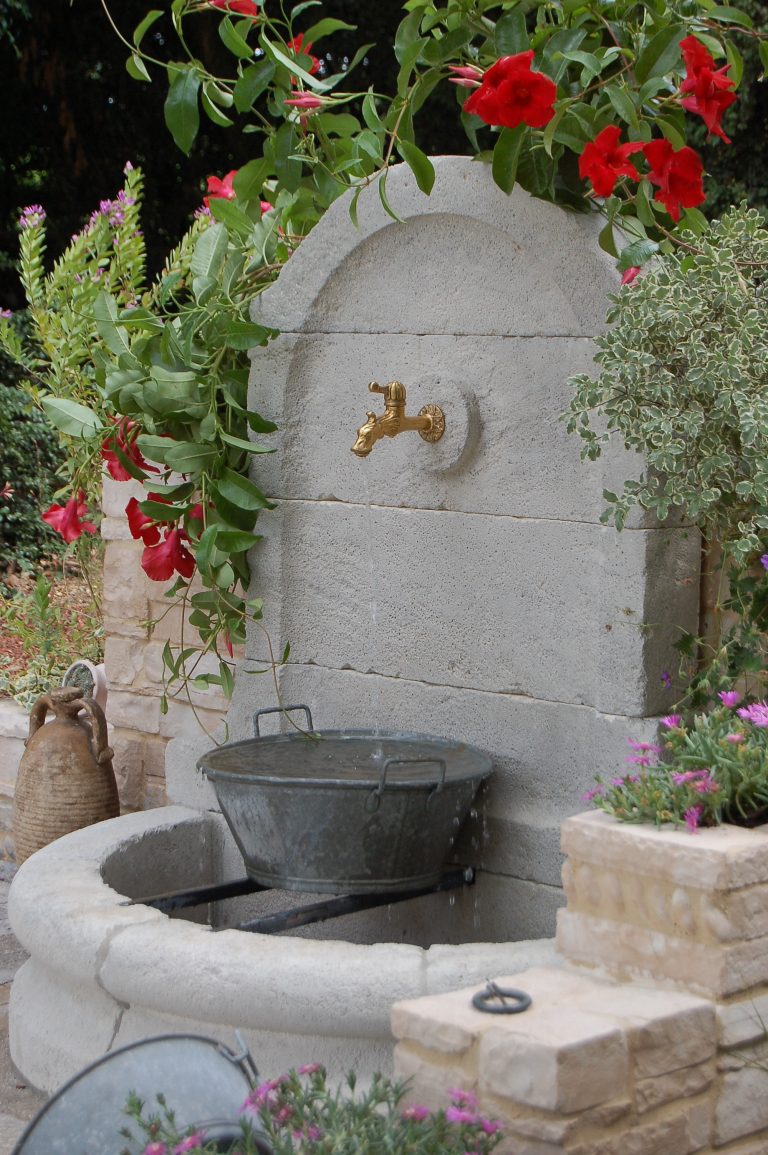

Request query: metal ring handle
[
  {"left": 471, "top": 982, "right": 531, "bottom": 1015},
  {"left": 253, "top": 704, "right": 314, "bottom": 737},
  {"left": 376, "top": 757, "right": 447, "bottom": 797}
]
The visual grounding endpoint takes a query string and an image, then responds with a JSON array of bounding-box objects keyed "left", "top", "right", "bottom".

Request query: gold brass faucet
[{"left": 351, "top": 381, "right": 445, "bottom": 458}]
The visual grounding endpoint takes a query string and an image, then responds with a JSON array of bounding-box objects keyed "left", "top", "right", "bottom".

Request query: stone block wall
[
  {"left": 391, "top": 813, "right": 768, "bottom": 1153},
  {"left": 101, "top": 478, "right": 232, "bottom": 811}
]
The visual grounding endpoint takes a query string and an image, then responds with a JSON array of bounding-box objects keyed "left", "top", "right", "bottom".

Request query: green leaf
[
  {"left": 302, "top": 17, "right": 356, "bottom": 42},
  {"left": 214, "top": 468, "right": 273, "bottom": 510},
  {"left": 93, "top": 291, "right": 133, "bottom": 359},
  {"left": 260, "top": 33, "right": 332, "bottom": 91},
  {"left": 362, "top": 91, "right": 385, "bottom": 135},
  {"left": 164, "top": 67, "right": 201, "bottom": 154},
  {"left": 378, "top": 174, "right": 404, "bottom": 223},
  {"left": 190, "top": 222, "right": 229, "bottom": 279},
  {"left": 133, "top": 9, "right": 162, "bottom": 48},
  {"left": 495, "top": 8, "right": 528, "bottom": 55},
  {"left": 163, "top": 441, "right": 220, "bottom": 472},
  {"left": 218, "top": 16, "right": 254, "bottom": 59},
  {"left": 218, "top": 320, "right": 272, "bottom": 350},
  {"left": 708, "top": 5, "right": 752, "bottom": 26},
  {"left": 234, "top": 59, "right": 276, "bottom": 113},
  {"left": 618, "top": 238, "right": 659, "bottom": 272},
  {"left": 598, "top": 218, "right": 618, "bottom": 258},
  {"left": 394, "top": 9, "right": 423, "bottom": 65},
  {"left": 219, "top": 661, "right": 235, "bottom": 698},
  {"left": 655, "top": 115, "right": 686, "bottom": 149},
  {"left": 201, "top": 88, "right": 234, "bottom": 127},
  {"left": 492, "top": 125, "right": 525, "bottom": 194},
  {"left": 605, "top": 84, "right": 639, "bottom": 130},
  {"left": 208, "top": 197, "right": 255, "bottom": 237},
  {"left": 760, "top": 40, "right": 768, "bottom": 77},
  {"left": 396, "top": 139, "right": 435, "bottom": 195},
  {"left": 220, "top": 431, "right": 276, "bottom": 454},
  {"left": 233, "top": 158, "right": 271, "bottom": 204},
  {"left": 348, "top": 186, "right": 362, "bottom": 230},
  {"left": 724, "top": 39, "right": 744, "bottom": 87},
  {"left": 41, "top": 397, "right": 101, "bottom": 439},
  {"left": 216, "top": 529, "right": 259, "bottom": 553},
  {"left": 634, "top": 26, "right": 683, "bottom": 85},
  {"left": 127, "top": 53, "right": 152, "bottom": 83}
]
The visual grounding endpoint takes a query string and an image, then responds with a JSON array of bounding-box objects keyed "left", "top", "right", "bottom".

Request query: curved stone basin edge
[{"left": 7, "top": 806, "right": 558, "bottom": 1093}]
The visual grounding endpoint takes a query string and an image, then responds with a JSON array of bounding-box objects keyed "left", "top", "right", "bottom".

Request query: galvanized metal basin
[{"left": 198, "top": 710, "right": 493, "bottom": 895}]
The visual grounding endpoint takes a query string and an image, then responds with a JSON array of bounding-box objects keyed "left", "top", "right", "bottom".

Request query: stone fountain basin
[{"left": 8, "top": 806, "right": 558, "bottom": 1093}]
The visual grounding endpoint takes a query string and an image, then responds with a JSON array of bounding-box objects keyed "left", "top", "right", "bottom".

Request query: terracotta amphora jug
[{"left": 12, "top": 686, "right": 119, "bottom": 865}]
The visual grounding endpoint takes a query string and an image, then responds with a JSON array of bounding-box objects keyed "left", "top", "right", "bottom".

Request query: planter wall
[{"left": 392, "top": 811, "right": 768, "bottom": 1153}]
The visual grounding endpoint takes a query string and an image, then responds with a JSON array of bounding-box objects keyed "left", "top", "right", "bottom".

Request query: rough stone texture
[
  {"left": 557, "top": 811, "right": 768, "bottom": 998},
  {"left": 7, "top": 807, "right": 556, "bottom": 1093}
]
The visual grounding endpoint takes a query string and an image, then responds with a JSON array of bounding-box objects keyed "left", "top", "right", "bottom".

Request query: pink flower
[
  {"left": 208, "top": 0, "right": 259, "bottom": 15},
  {"left": 284, "top": 93, "right": 326, "bottom": 111},
  {"left": 204, "top": 170, "right": 238, "bottom": 208},
  {"left": 626, "top": 754, "right": 654, "bottom": 767},
  {"left": 627, "top": 739, "right": 663, "bottom": 754},
  {"left": 672, "top": 769, "right": 709, "bottom": 784},
  {"left": 19, "top": 205, "right": 46, "bottom": 229},
  {"left": 684, "top": 804, "right": 704, "bottom": 832},
  {"left": 297, "top": 1062, "right": 321, "bottom": 1075},
  {"left": 661, "top": 714, "right": 683, "bottom": 729},
  {"left": 448, "top": 64, "right": 482, "bottom": 88},
  {"left": 42, "top": 491, "right": 97, "bottom": 543},
  {"left": 737, "top": 702, "right": 768, "bottom": 727},
  {"left": 449, "top": 1089, "right": 478, "bottom": 1109},
  {"left": 481, "top": 1118, "right": 503, "bottom": 1134},
  {"left": 141, "top": 528, "right": 195, "bottom": 581},
  {"left": 581, "top": 786, "right": 604, "bottom": 802},
  {"left": 725, "top": 733, "right": 745, "bottom": 743},
  {"left": 143, "top": 1145, "right": 167, "bottom": 1155},
  {"left": 446, "top": 1106, "right": 478, "bottom": 1124},
  {"left": 621, "top": 266, "right": 641, "bottom": 286},
  {"left": 719, "top": 690, "right": 742, "bottom": 707},
  {"left": 173, "top": 1133, "right": 206, "bottom": 1154},
  {"left": 402, "top": 1104, "right": 431, "bottom": 1121}
]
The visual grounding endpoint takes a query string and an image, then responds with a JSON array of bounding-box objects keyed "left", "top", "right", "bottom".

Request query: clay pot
[{"left": 13, "top": 687, "right": 119, "bottom": 865}]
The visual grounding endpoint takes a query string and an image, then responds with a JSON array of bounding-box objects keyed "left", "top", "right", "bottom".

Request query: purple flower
[
  {"left": 0, "top": 309, "right": 11, "bottom": 319},
  {"left": 446, "top": 1106, "right": 479, "bottom": 1125},
  {"left": 298, "top": 1062, "right": 321, "bottom": 1075},
  {"left": 661, "top": 670, "right": 673, "bottom": 689},
  {"left": 402, "top": 1105, "right": 431, "bottom": 1122},
  {"left": 661, "top": 714, "right": 682, "bottom": 729},
  {"left": 143, "top": 1145, "right": 167, "bottom": 1155},
  {"left": 480, "top": 1118, "right": 503, "bottom": 1134},
  {"left": 719, "top": 690, "right": 742, "bottom": 707},
  {"left": 581, "top": 785, "right": 604, "bottom": 802},
  {"left": 693, "top": 776, "right": 719, "bottom": 795},
  {"left": 124, "top": 160, "right": 135, "bottom": 172},
  {"left": 626, "top": 755, "right": 654, "bottom": 767},
  {"left": 684, "top": 805, "right": 704, "bottom": 833},
  {"left": 19, "top": 204, "right": 46, "bottom": 229},
  {"left": 737, "top": 701, "right": 768, "bottom": 727},
  {"left": 761, "top": 554, "right": 768, "bottom": 571},
  {"left": 611, "top": 776, "right": 628, "bottom": 786}
]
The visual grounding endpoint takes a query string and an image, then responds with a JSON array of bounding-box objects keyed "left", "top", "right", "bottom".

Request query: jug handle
[{"left": 27, "top": 694, "right": 114, "bottom": 765}]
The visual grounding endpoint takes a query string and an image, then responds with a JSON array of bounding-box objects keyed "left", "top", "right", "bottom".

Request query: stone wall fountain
[{"left": 8, "top": 157, "right": 700, "bottom": 1092}]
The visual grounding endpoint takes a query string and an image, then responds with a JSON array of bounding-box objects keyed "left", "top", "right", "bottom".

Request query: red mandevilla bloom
[
  {"left": 463, "top": 51, "right": 556, "bottom": 130},
  {"left": 125, "top": 496, "right": 162, "bottom": 546},
  {"left": 42, "top": 491, "right": 97, "bottom": 543},
  {"left": 208, "top": 0, "right": 259, "bottom": 16},
  {"left": 679, "top": 35, "right": 737, "bottom": 143},
  {"left": 204, "top": 170, "right": 238, "bottom": 208},
  {"left": 141, "top": 528, "right": 195, "bottom": 582},
  {"left": 642, "top": 139, "right": 705, "bottom": 221},
  {"left": 284, "top": 93, "right": 326, "bottom": 111},
  {"left": 287, "top": 34, "right": 320, "bottom": 79},
  {"left": 578, "top": 125, "right": 644, "bottom": 197},
  {"left": 101, "top": 417, "right": 156, "bottom": 482}
]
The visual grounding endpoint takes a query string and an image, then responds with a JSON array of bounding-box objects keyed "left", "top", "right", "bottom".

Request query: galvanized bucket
[{"left": 198, "top": 706, "right": 493, "bottom": 895}]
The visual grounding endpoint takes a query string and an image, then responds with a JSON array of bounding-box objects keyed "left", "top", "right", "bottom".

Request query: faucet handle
[{"left": 368, "top": 381, "right": 387, "bottom": 396}]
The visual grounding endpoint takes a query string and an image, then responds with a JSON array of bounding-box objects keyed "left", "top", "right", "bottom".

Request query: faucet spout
[{"left": 351, "top": 381, "right": 445, "bottom": 457}]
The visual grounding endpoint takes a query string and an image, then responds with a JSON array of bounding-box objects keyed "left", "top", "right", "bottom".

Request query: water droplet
[
  {"left": 470, "top": 809, "right": 478, "bottom": 820},
  {"left": 452, "top": 816, "right": 461, "bottom": 827},
  {"left": 448, "top": 894, "right": 455, "bottom": 907}
]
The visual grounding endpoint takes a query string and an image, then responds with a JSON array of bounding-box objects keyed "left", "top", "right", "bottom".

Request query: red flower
[
  {"left": 208, "top": 0, "right": 259, "bottom": 16},
  {"left": 287, "top": 34, "right": 320, "bottom": 80},
  {"left": 101, "top": 418, "right": 156, "bottom": 482},
  {"left": 578, "top": 126, "right": 644, "bottom": 197},
  {"left": 141, "top": 528, "right": 195, "bottom": 582},
  {"left": 642, "top": 139, "right": 705, "bottom": 221},
  {"left": 284, "top": 93, "right": 326, "bottom": 111},
  {"left": 621, "top": 266, "right": 641, "bottom": 286},
  {"left": 204, "top": 170, "right": 238, "bottom": 208},
  {"left": 679, "top": 35, "right": 736, "bottom": 143},
  {"left": 463, "top": 52, "right": 556, "bottom": 130},
  {"left": 42, "top": 491, "right": 97, "bottom": 543},
  {"left": 125, "top": 497, "right": 162, "bottom": 546}
]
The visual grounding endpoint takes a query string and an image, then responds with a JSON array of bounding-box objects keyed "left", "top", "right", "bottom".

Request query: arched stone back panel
[{"left": 214, "top": 158, "right": 699, "bottom": 940}]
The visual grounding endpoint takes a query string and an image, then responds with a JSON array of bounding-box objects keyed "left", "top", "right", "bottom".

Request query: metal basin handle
[
  {"left": 376, "top": 757, "right": 447, "bottom": 798},
  {"left": 252, "top": 704, "right": 314, "bottom": 737}
]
